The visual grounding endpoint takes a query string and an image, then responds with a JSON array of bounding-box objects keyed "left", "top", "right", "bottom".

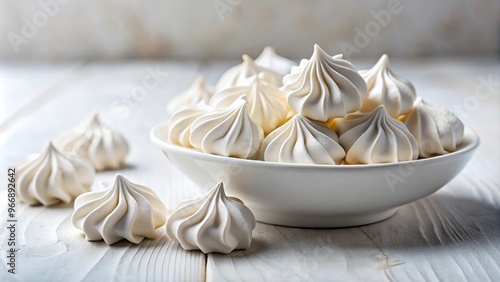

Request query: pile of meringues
[{"left": 166, "top": 44, "right": 465, "bottom": 165}]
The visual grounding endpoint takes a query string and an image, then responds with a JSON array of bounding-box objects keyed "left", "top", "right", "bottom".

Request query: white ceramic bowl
[{"left": 151, "top": 122, "right": 479, "bottom": 228}]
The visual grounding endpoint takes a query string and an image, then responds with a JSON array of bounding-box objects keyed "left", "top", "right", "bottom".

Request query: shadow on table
[
  {"left": 231, "top": 192, "right": 500, "bottom": 257},
  {"left": 354, "top": 193, "right": 500, "bottom": 249}
]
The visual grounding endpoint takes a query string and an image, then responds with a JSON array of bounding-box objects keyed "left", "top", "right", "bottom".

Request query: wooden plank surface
[
  {"left": 0, "top": 57, "right": 499, "bottom": 282},
  {"left": 0, "top": 61, "right": 208, "bottom": 282}
]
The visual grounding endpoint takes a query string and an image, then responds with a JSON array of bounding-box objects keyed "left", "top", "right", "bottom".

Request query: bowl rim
[{"left": 150, "top": 122, "right": 480, "bottom": 170}]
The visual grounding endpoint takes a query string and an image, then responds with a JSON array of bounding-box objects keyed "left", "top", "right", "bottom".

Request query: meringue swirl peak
[
  {"left": 336, "top": 105, "right": 419, "bottom": 164},
  {"left": 402, "top": 98, "right": 464, "bottom": 158},
  {"left": 167, "top": 75, "right": 214, "bottom": 114},
  {"left": 215, "top": 54, "right": 282, "bottom": 91},
  {"left": 282, "top": 44, "right": 367, "bottom": 122},
  {"left": 210, "top": 73, "right": 288, "bottom": 134},
  {"left": 166, "top": 182, "right": 256, "bottom": 254},
  {"left": 255, "top": 46, "right": 297, "bottom": 76},
  {"left": 71, "top": 174, "right": 168, "bottom": 245},
  {"left": 360, "top": 54, "right": 416, "bottom": 117},
  {"left": 260, "top": 115, "right": 346, "bottom": 164},
  {"left": 189, "top": 99, "right": 264, "bottom": 158},
  {"left": 168, "top": 103, "right": 212, "bottom": 147},
  {"left": 56, "top": 113, "right": 129, "bottom": 171},
  {"left": 17, "top": 142, "right": 95, "bottom": 206}
]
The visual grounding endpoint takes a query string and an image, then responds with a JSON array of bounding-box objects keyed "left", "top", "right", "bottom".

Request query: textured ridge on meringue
[
  {"left": 255, "top": 46, "right": 297, "bottom": 76},
  {"left": 189, "top": 100, "right": 264, "bottom": 158},
  {"left": 168, "top": 103, "right": 211, "bottom": 147},
  {"left": 336, "top": 105, "right": 419, "bottom": 164},
  {"left": 17, "top": 142, "right": 95, "bottom": 206},
  {"left": 282, "top": 44, "right": 367, "bottom": 121},
  {"left": 261, "top": 115, "right": 346, "bottom": 164},
  {"left": 360, "top": 54, "right": 416, "bottom": 117},
  {"left": 56, "top": 113, "right": 129, "bottom": 171},
  {"left": 71, "top": 174, "right": 168, "bottom": 245},
  {"left": 402, "top": 98, "right": 464, "bottom": 158},
  {"left": 167, "top": 75, "right": 214, "bottom": 113},
  {"left": 215, "top": 55, "right": 282, "bottom": 91},
  {"left": 166, "top": 182, "right": 256, "bottom": 254},
  {"left": 210, "top": 73, "right": 288, "bottom": 133}
]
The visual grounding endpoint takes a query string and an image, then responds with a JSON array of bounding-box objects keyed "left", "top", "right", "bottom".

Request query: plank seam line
[
  {"left": 359, "top": 227, "right": 395, "bottom": 282},
  {"left": 203, "top": 253, "right": 208, "bottom": 282}
]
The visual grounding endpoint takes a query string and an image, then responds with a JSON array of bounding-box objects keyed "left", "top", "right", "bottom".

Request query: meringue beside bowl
[
  {"left": 56, "top": 113, "right": 129, "bottom": 171},
  {"left": 72, "top": 174, "right": 168, "bottom": 245},
  {"left": 17, "top": 142, "right": 95, "bottom": 206},
  {"left": 166, "top": 182, "right": 255, "bottom": 254},
  {"left": 151, "top": 122, "right": 479, "bottom": 228}
]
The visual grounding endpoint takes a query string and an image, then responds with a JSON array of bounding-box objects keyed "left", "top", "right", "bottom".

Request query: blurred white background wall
[{"left": 1, "top": 0, "right": 499, "bottom": 61}]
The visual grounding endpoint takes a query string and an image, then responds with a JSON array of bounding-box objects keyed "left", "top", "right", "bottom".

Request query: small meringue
[
  {"left": 215, "top": 55, "right": 282, "bottom": 91},
  {"left": 17, "top": 142, "right": 95, "bottom": 206},
  {"left": 255, "top": 46, "right": 297, "bottom": 76},
  {"left": 260, "top": 115, "right": 345, "bottom": 164},
  {"left": 359, "top": 54, "right": 416, "bottom": 117},
  {"left": 56, "top": 113, "right": 129, "bottom": 171},
  {"left": 190, "top": 100, "right": 264, "bottom": 158},
  {"left": 282, "top": 44, "right": 367, "bottom": 122},
  {"left": 166, "top": 182, "right": 256, "bottom": 254},
  {"left": 335, "top": 105, "right": 419, "bottom": 164},
  {"left": 168, "top": 103, "right": 212, "bottom": 147},
  {"left": 210, "top": 73, "right": 288, "bottom": 134},
  {"left": 72, "top": 174, "right": 168, "bottom": 245},
  {"left": 167, "top": 75, "right": 214, "bottom": 114},
  {"left": 402, "top": 98, "right": 464, "bottom": 158}
]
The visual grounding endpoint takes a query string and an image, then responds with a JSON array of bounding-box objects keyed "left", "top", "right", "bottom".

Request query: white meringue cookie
[
  {"left": 168, "top": 103, "right": 212, "bottom": 147},
  {"left": 166, "top": 182, "right": 256, "bottom": 254},
  {"left": 255, "top": 46, "right": 297, "bottom": 76},
  {"left": 282, "top": 44, "right": 368, "bottom": 122},
  {"left": 402, "top": 98, "right": 464, "bottom": 158},
  {"left": 260, "top": 115, "right": 345, "bottom": 164},
  {"left": 167, "top": 75, "right": 215, "bottom": 114},
  {"left": 189, "top": 100, "right": 264, "bottom": 158},
  {"left": 359, "top": 54, "right": 416, "bottom": 117},
  {"left": 71, "top": 174, "right": 168, "bottom": 245},
  {"left": 17, "top": 142, "right": 95, "bottom": 206},
  {"left": 215, "top": 55, "right": 282, "bottom": 91},
  {"left": 56, "top": 113, "right": 129, "bottom": 171},
  {"left": 210, "top": 74, "right": 288, "bottom": 134},
  {"left": 335, "top": 105, "right": 419, "bottom": 164}
]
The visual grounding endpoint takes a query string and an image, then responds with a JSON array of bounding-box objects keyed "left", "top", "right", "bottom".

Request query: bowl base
[{"left": 253, "top": 208, "right": 398, "bottom": 228}]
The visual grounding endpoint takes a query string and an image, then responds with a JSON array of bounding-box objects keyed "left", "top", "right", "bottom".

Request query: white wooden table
[{"left": 0, "top": 57, "right": 499, "bottom": 282}]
